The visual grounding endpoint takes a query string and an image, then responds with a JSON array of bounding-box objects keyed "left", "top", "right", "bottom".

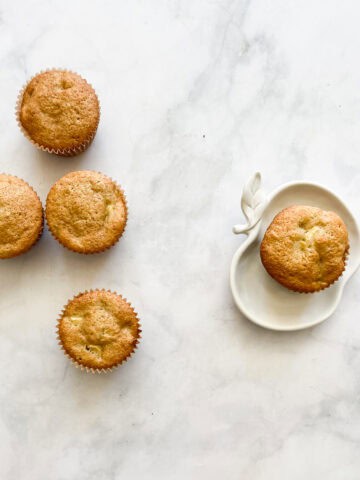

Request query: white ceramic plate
[{"left": 230, "top": 173, "right": 360, "bottom": 331}]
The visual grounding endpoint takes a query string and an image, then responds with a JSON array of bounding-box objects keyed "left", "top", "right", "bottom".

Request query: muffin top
[
  {"left": 58, "top": 290, "right": 140, "bottom": 370},
  {"left": 260, "top": 205, "right": 349, "bottom": 292},
  {"left": 46, "top": 170, "right": 127, "bottom": 253},
  {"left": 0, "top": 174, "right": 43, "bottom": 258},
  {"left": 19, "top": 70, "right": 99, "bottom": 150}
]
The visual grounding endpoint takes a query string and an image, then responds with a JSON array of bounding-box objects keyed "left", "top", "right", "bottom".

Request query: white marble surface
[{"left": 0, "top": 1, "right": 360, "bottom": 478}]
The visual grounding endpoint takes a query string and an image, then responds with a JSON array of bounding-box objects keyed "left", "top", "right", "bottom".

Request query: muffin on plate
[
  {"left": 260, "top": 205, "right": 349, "bottom": 293},
  {"left": 46, "top": 170, "right": 127, "bottom": 254},
  {"left": 57, "top": 289, "right": 141, "bottom": 372},
  {"left": 0, "top": 174, "right": 43, "bottom": 258},
  {"left": 17, "top": 69, "right": 100, "bottom": 156}
]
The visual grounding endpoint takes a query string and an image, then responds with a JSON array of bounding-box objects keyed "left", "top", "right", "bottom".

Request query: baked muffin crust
[
  {"left": 260, "top": 205, "right": 349, "bottom": 292},
  {"left": 58, "top": 290, "right": 140, "bottom": 370},
  {"left": 19, "top": 70, "right": 99, "bottom": 152},
  {"left": 0, "top": 174, "right": 43, "bottom": 258},
  {"left": 46, "top": 171, "right": 127, "bottom": 253}
]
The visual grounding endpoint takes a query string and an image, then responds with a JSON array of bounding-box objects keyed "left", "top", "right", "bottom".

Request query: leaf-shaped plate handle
[{"left": 233, "top": 172, "right": 267, "bottom": 234}]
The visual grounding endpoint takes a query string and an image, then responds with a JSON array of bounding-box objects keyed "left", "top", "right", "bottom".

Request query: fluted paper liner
[
  {"left": 16, "top": 68, "right": 100, "bottom": 157},
  {"left": 57, "top": 289, "right": 141, "bottom": 374},
  {"left": 0, "top": 173, "right": 44, "bottom": 259},
  {"left": 45, "top": 171, "right": 128, "bottom": 254}
]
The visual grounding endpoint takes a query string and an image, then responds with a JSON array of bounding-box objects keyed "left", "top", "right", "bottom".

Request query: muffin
[
  {"left": 46, "top": 170, "right": 127, "bottom": 254},
  {"left": 57, "top": 289, "right": 141, "bottom": 372},
  {"left": 17, "top": 69, "right": 100, "bottom": 156},
  {"left": 0, "top": 174, "right": 43, "bottom": 258},
  {"left": 260, "top": 205, "right": 349, "bottom": 293}
]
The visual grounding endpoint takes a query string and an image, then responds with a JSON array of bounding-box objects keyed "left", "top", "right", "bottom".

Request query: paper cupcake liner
[
  {"left": 45, "top": 172, "right": 128, "bottom": 254},
  {"left": 56, "top": 289, "right": 141, "bottom": 374},
  {"left": 0, "top": 173, "right": 44, "bottom": 259},
  {"left": 263, "top": 246, "right": 350, "bottom": 294},
  {"left": 16, "top": 68, "right": 100, "bottom": 157}
]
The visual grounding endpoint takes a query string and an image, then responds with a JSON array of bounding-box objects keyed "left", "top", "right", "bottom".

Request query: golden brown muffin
[
  {"left": 17, "top": 69, "right": 100, "bottom": 156},
  {"left": 57, "top": 290, "right": 141, "bottom": 372},
  {"left": 260, "top": 205, "right": 349, "bottom": 293},
  {"left": 0, "top": 174, "right": 43, "bottom": 258},
  {"left": 46, "top": 170, "right": 127, "bottom": 254}
]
